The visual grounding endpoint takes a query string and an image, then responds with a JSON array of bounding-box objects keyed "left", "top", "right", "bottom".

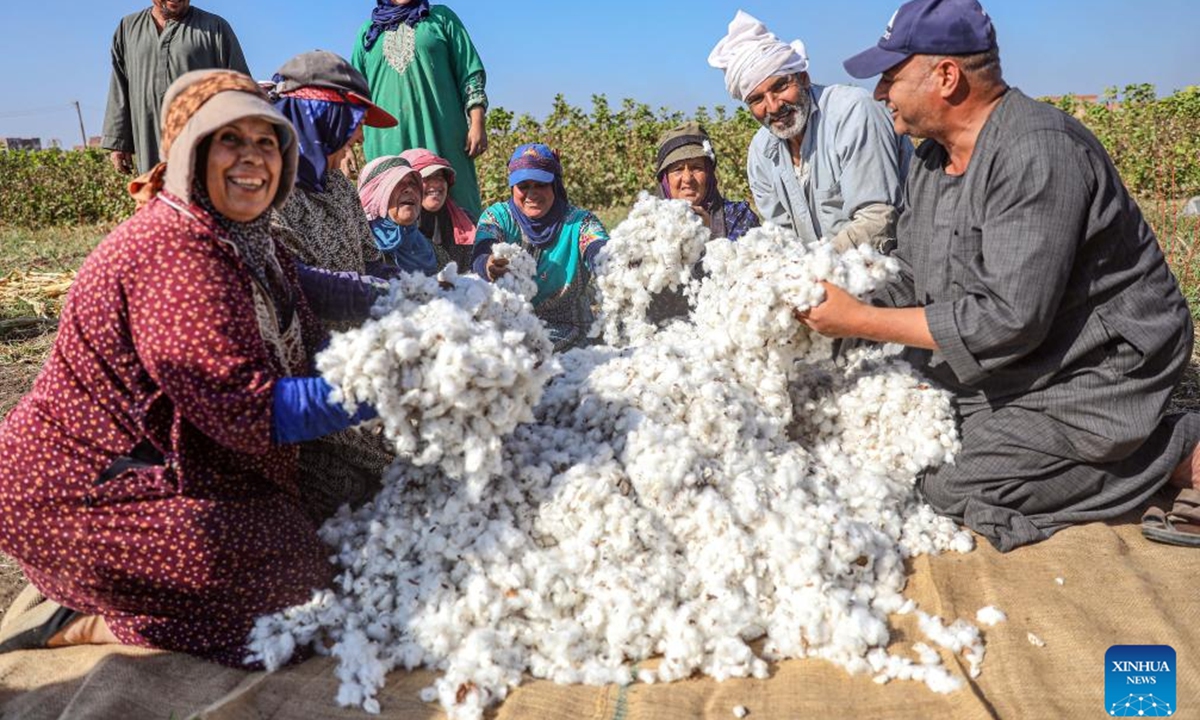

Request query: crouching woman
[
  {"left": 472, "top": 143, "right": 609, "bottom": 351},
  {"left": 0, "top": 70, "right": 379, "bottom": 666}
]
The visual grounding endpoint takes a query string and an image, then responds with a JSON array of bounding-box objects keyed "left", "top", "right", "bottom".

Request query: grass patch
[
  {"left": 0, "top": 224, "right": 106, "bottom": 321},
  {"left": 0, "top": 223, "right": 108, "bottom": 275},
  {"left": 1141, "top": 199, "right": 1200, "bottom": 322}
]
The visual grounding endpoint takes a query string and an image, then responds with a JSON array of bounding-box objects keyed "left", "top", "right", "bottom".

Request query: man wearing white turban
[{"left": 709, "top": 10, "right": 910, "bottom": 251}]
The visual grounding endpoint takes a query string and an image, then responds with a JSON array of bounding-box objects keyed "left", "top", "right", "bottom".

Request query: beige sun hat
[{"left": 130, "top": 69, "right": 299, "bottom": 210}]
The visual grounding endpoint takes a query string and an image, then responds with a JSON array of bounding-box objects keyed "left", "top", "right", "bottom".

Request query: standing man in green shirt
[{"left": 102, "top": 0, "right": 250, "bottom": 175}]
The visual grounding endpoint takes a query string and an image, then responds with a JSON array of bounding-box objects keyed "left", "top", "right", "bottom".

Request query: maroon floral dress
[{"left": 0, "top": 194, "right": 334, "bottom": 667}]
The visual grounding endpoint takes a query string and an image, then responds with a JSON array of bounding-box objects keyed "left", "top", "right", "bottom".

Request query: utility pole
[{"left": 73, "top": 101, "right": 87, "bottom": 147}]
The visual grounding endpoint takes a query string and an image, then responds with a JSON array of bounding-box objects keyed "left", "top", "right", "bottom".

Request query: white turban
[{"left": 707, "top": 10, "right": 809, "bottom": 102}]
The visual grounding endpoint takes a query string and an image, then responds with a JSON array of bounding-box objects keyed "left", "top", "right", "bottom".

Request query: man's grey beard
[{"left": 762, "top": 93, "right": 811, "bottom": 141}]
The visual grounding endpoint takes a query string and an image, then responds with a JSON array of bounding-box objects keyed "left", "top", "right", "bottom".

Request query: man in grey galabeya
[
  {"left": 799, "top": 0, "right": 1200, "bottom": 551},
  {"left": 102, "top": 0, "right": 250, "bottom": 175}
]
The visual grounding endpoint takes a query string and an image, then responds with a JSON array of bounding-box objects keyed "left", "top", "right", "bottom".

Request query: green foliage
[
  {"left": 474, "top": 94, "right": 761, "bottom": 211},
  {"left": 1043, "top": 84, "right": 1200, "bottom": 197},
  {"left": 3, "top": 87, "right": 1199, "bottom": 228},
  {"left": 0, "top": 149, "right": 133, "bottom": 228}
]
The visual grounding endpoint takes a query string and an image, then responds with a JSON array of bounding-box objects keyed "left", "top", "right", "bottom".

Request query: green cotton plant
[
  {"left": 0, "top": 148, "right": 134, "bottom": 228},
  {"left": 1045, "top": 85, "right": 1200, "bottom": 198},
  {"left": 4, "top": 88, "right": 1199, "bottom": 229},
  {"left": 475, "top": 94, "right": 762, "bottom": 214}
]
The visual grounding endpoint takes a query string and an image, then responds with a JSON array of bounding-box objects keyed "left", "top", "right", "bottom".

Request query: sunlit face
[
  {"left": 386, "top": 173, "right": 422, "bottom": 225},
  {"left": 421, "top": 170, "right": 450, "bottom": 213},
  {"left": 874, "top": 56, "right": 937, "bottom": 138},
  {"left": 152, "top": 0, "right": 190, "bottom": 20},
  {"left": 326, "top": 125, "right": 363, "bottom": 173},
  {"left": 512, "top": 180, "right": 554, "bottom": 220},
  {"left": 746, "top": 73, "right": 811, "bottom": 140},
  {"left": 204, "top": 117, "right": 282, "bottom": 223},
  {"left": 664, "top": 157, "right": 710, "bottom": 205},
  {"left": 391, "top": 0, "right": 417, "bottom": 5}
]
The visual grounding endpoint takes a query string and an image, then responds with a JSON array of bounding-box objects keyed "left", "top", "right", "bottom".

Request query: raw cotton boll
[
  {"left": 591, "top": 193, "right": 711, "bottom": 346},
  {"left": 315, "top": 268, "right": 558, "bottom": 498},
  {"left": 692, "top": 224, "right": 896, "bottom": 372},
  {"left": 975, "top": 606, "right": 1007, "bottom": 627},
  {"left": 805, "top": 348, "right": 960, "bottom": 484},
  {"left": 490, "top": 243, "right": 539, "bottom": 301},
  {"left": 248, "top": 212, "right": 984, "bottom": 719}
]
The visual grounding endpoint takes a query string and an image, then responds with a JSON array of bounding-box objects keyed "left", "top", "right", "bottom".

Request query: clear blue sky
[{"left": 1, "top": 1, "right": 1197, "bottom": 147}]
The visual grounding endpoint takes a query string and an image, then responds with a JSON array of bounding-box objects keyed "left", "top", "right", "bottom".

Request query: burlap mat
[{"left": 0, "top": 515, "right": 1195, "bottom": 719}]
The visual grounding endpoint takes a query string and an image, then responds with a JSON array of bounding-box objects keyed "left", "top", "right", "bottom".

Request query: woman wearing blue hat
[{"left": 472, "top": 143, "right": 610, "bottom": 352}]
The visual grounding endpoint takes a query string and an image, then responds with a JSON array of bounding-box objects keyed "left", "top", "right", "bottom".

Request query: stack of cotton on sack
[{"left": 247, "top": 195, "right": 987, "bottom": 720}]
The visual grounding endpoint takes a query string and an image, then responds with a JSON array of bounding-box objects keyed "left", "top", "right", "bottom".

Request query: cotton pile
[
  {"left": 315, "top": 252, "right": 555, "bottom": 500},
  {"left": 248, "top": 199, "right": 986, "bottom": 719},
  {"left": 590, "top": 193, "right": 711, "bottom": 345}
]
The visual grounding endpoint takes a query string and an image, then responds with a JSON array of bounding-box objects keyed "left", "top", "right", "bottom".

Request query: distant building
[{"left": 0, "top": 137, "right": 42, "bottom": 151}]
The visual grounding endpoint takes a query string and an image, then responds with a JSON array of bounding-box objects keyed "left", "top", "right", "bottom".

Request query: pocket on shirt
[{"left": 949, "top": 228, "right": 984, "bottom": 290}]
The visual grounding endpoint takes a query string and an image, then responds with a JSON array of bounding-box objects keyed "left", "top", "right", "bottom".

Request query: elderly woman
[
  {"left": 267, "top": 50, "right": 399, "bottom": 522},
  {"left": 656, "top": 121, "right": 759, "bottom": 241},
  {"left": 268, "top": 50, "right": 396, "bottom": 274},
  {"left": 401, "top": 148, "right": 476, "bottom": 271},
  {"left": 648, "top": 123, "right": 761, "bottom": 324},
  {"left": 358, "top": 155, "right": 439, "bottom": 276},
  {"left": 0, "top": 71, "right": 379, "bottom": 664},
  {"left": 473, "top": 143, "right": 609, "bottom": 351}
]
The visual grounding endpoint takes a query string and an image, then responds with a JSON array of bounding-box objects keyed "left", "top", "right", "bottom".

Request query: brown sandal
[{"left": 1142, "top": 488, "right": 1200, "bottom": 548}]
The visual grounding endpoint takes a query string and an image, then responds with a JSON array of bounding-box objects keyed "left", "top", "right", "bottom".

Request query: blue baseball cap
[
  {"left": 507, "top": 143, "right": 561, "bottom": 186},
  {"left": 843, "top": 0, "right": 997, "bottom": 79}
]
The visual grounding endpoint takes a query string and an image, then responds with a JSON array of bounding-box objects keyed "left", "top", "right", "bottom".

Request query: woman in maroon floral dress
[{"left": 0, "top": 70, "right": 380, "bottom": 666}]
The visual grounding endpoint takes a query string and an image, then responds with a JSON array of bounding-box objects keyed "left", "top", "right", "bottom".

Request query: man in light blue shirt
[{"left": 709, "top": 11, "right": 910, "bottom": 250}]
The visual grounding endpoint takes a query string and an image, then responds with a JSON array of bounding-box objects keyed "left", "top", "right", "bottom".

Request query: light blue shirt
[{"left": 746, "top": 83, "right": 911, "bottom": 245}]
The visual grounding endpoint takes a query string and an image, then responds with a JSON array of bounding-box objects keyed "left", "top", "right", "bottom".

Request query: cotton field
[{"left": 246, "top": 195, "right": 987, "bottom": 719}]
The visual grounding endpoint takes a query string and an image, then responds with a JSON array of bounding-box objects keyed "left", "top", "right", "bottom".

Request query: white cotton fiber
[
  {"left": 975, "top": 606, "right": 1007, "bottom": 627},
  {"left": 313, "top": 255, "right": 557, "bottom": 500},
  {"left": 246, "top": 203, "right": 985, "bottom": 719}
]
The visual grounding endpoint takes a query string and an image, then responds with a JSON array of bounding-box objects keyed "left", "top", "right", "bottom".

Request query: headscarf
[
  {"left": 400, "top": 148, "right": 476, "bottom": 247},
  {"left": 707, "top": 10, "right": 809, "bottom": 102},
  {"left": 363, "top": 0, "right": 431, "bottom": 51},
  {"left": 129, "top": 69, "right": 298, "bottom": 209},
  {"left": 271, "top": 85, "right": 366, "bottom": 194},
  {"left": 357, "top": 155, "right": 437, "bottom": 275},
  {"left": 655, "top": 122, "right": 722, "bottom": 212},
  {"left": 506, "top": 143, "right": 569, "bottom": 248},
  {"left": 369, "top": 217, "right": 438, "bottom": 276},
  {"left": 356, "top": 155, "right": 422, "bottom": 220}
]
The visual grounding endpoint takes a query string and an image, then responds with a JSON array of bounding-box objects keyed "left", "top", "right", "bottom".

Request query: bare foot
[
  {"left": 46, "top": 614, "right": 119, "bottom": 648},
  {"left": 1168, "top": 444, "right": 1200, "bottom": 490}
]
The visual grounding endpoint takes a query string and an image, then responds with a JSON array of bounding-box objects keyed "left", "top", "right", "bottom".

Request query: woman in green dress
[{"left": 352, "top": 0, "right": 488, "bottom": 221}]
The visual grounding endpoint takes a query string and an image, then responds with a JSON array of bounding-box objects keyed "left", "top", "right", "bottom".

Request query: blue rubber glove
[{"left": 272, "top": 376, "right": 378, "bottom": 445}]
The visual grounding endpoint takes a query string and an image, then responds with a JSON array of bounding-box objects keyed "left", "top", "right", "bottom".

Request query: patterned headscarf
[
  {"left": 506, "top": 143, "right": 569, "bottom": 248},
  {"left": 363, "top": 0, "right": 431, "bottom": 51},
  {"left": 356, "top": 155, "right": 422, "bottom": 221},
  {"left": 400, "top": 148, "right": 476, "bottom": 246},
  {"left": 271, "top": 85, "right": 366, "bottom": 194},
  {"left": 655, "top": 123, "right": 723, "bottom": 212},
  {"left": 128, "top": 70, "right": 297, "bottom": 209}
]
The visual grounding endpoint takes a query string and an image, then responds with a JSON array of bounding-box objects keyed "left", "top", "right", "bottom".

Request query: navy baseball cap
[{"left": 843, "top": 0, "right": 996, "bottom": 79}]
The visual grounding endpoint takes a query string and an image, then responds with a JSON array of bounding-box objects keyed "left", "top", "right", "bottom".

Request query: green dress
[{"left": 352, "top": 6, "right": 487, "bottom": 221}]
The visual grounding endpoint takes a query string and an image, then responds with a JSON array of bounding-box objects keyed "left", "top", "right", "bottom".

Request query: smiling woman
[
  {"left": 471, "top": 143, "right": 610, "bottom": 352},
  {"left": 0, "top": 70, "right": 389, "bottom": 666},
  {"left": 357, "top": 155, "right": 439, "bottom": 277},
  {"left": 201, "top": 118, "right": 282, "bottom": 222}
]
